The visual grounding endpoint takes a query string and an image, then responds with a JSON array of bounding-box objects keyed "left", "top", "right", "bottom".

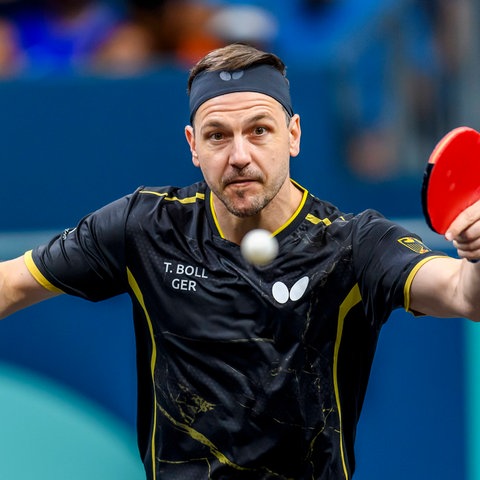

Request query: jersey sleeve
[
  {"left": 352, "top": 209, "right": 446, "bottom": 324},
  {"left": 26, "top": 194, "right": 133, "bottom": 302}
]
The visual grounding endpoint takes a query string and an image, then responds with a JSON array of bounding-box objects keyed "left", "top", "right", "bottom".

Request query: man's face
[{"left": 185, "top": 92, "right": 301, "bottom": 218}]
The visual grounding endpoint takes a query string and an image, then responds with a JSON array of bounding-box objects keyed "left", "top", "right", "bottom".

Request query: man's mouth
[{"left": 224, "top": 176, "right": 259, "bottom": 188}]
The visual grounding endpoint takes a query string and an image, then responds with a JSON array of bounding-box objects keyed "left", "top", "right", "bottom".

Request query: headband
[{"left": 189, "top": 64, "right": 293, "bottom": 123}]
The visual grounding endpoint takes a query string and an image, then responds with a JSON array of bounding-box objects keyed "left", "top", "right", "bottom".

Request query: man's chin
[
  {"left": 216, "top": 188, "right": 269, "bottom": 217},
  {"left": 224, "top": 199, "right": 264, "bottom": 218},
  {"left": 230, "top": 209, "right": 258, "bottom": 218}
]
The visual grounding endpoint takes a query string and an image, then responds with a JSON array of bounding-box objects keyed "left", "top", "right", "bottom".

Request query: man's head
[
  {"left": 187, "top": 43, "right": 293, "bottom": 125},
  {"left": 184, "top": 43, "right": 301, "bottom": 224}
]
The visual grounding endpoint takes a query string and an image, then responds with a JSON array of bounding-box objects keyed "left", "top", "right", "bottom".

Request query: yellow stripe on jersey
[
  {"left": 403, "top": 255, "right": 445, "bottom": 313},
  {"left": 271, "top": 184, "right": 309, "bottom": 237},
  {"left": 127, "top": 268, "right": 158, "bottom": 480},
  {"left": 127, "top": 267, "right": 254, "bottom": 475},
  {"left": 24, "top": 250, "right": 64, "bottom": 294},
  {"left": 209, "top": 192, "right": 224, "bottom": 238},
  {"left": 305, "top": 213, "right": 332, "bottom": 226},
  {"left": 333, "top": 283, "right": 362, "bottom": 480},
  {"left": 140, "top": 190, "right": 205, "bottom": 204}
]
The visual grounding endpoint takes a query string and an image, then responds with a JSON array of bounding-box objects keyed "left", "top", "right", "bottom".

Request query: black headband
[{"left": 189, "top": 64, "right": 293, "bottom": 123}]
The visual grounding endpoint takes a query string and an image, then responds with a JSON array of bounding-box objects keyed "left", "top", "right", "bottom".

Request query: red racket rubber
[{"left": 422, "top": 126, "right": 480, "bottom": 234}]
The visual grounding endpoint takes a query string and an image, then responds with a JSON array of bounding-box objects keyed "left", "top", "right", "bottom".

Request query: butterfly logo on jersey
[{"left": 272, "top": 276, "right": 310, "bottom": 304}]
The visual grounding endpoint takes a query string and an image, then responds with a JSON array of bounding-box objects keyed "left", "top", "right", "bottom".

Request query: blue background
[{"left": 0, "top": 0, "right": 473, "bottom": 477}]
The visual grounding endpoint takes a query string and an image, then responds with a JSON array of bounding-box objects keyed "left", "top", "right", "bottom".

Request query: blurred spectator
[
  {"left": 345, "top": 0, "right": 473, "bottom": 180},
  {"left": 0, "top": 0, "right": 277, "bottom": 76},
  {"left": 152, "top": 0, "right": 221, "bottom": 67},
  {"left": 0, "top": 1, "right": 25, "bottom": 76},
  {"left": 206, "top": 4, "right": 278, "bottom": 52},
  {"left": 89, "top": 15, "right": 157, "bottom": 75},
  {"left": 92, "top": 0, "right": 278, "bottom": 75},
  {"left": 0, "top": 17, "right": 24, "bottom": 77},
  {"left": 91, "top": 0, "right": 222, "bottom": 74},
  {"left": 8, "top": 0, "right": 122, "bottom": 74},
  {"left": 412, "top": 0, "right": 471, "bottom": 132}
]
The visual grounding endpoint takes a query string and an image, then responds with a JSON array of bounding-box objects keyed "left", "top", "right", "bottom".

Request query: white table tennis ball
[{"left": 240, "top": 229, "right": 279, "bottom": 266}]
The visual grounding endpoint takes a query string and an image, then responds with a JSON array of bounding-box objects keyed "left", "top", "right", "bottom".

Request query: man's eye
[
  {"left": 254, "top": 127, "right": 267, "bottom": 135},
  {"left": 210, "top": 132, "right": 223, "bottom": 140}
]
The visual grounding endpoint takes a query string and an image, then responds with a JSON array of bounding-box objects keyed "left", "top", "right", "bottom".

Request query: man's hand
[{"left": 446, "top": 199, "right": 480, "bottom": 261}]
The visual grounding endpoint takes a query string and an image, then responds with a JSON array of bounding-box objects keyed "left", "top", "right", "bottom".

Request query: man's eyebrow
[
  {"left": 203, "top": 120, "right": 224, "bottom": 128},
  {"left": 199, "top": 120, "right": 225, "bottom": 133},
  {"left": 247, "top": 113, "right": 275, "bottom": 123},
  {"left": 199, "top": 113, "right": 275, "bottom": 133}
]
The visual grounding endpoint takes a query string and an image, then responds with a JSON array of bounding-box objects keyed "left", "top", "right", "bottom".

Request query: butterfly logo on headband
[{"left": 219, "top": 71, "right": 245, "bottom": 81}]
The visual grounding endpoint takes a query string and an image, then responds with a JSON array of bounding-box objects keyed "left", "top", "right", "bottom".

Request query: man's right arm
[{"left": 0, "top": 256, "right": 61, "bottom": 320}]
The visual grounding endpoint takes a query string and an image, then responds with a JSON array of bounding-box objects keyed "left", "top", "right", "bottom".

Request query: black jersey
[{"left": 26, "top": 180, "right": 443, "bottom": 480}]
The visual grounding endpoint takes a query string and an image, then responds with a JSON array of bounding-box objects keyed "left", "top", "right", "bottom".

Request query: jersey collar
[{"left": 206, "top": 179, "right": 310, "bottom": 240}]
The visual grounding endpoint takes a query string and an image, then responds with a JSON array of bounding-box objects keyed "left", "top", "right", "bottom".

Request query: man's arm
[
  {"left": 410, "top": 256, "right": 480, "bottom": 321},
  {"left": 410, "top": 199, "right": 480, "bottom": 321},
  {"left": 0, "top": 256, "right": 61, "bottom": 320}
]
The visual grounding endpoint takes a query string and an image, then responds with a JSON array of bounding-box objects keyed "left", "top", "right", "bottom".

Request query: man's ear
[
  {"left": 185, "top": 125, "right": 199, "bottom": 167},
  {"left": 289, "top": 114, "right": 301, "bottom": 158}
]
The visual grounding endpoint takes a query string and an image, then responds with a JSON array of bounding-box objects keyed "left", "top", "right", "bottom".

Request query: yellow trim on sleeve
[
  {"left": 403, "top": 255, "right": 446, "bottom": 312},
  {"left": 23, "top": 250, "right": 64, "bottom": 294}
]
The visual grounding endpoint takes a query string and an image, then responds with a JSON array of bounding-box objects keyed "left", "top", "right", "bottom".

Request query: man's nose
[{"left": 228, "top": 136, "right": 250, "bottom": 168}]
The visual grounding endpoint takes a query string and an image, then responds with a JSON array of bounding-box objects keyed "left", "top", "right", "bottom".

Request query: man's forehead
[{"left": 194, "top": 92, "right": 284, "bottom": 128}]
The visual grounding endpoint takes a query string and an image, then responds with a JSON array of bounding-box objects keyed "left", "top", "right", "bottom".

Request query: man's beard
[
  {"left": 220, "top": 189, "right": 270, "bottom": 218},
  {"left": 211, "top": 164, "right": 288, "bottom": 218}
]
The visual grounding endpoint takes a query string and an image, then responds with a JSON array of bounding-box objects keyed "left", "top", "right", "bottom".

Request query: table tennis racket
[{"left": 422, "top": 126, "right": 480, "bottom": 234}]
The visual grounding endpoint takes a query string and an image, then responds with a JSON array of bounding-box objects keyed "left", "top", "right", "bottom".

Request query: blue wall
[{"left": 0, "top": 69, "right": 466, "bottom": 479}]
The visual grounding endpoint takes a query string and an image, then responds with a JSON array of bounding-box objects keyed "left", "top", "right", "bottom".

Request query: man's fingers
[{"left": 446, "top": 200, "right": 480, "bottom": 241}]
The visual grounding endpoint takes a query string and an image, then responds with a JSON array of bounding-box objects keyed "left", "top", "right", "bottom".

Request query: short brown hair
[{"left": 187, "top": 43, "right": 287, "bottom": 94}]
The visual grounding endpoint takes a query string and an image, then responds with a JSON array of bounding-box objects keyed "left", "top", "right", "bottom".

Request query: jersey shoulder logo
[
  {"left": 397, "top": 236, "right": 431, "bottom": 254},
  {"left": 272, "top": 276, "right": 310, "bottom": 304}
]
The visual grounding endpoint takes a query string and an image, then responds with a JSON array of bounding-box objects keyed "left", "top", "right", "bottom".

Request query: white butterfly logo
[{"left": 272, "top": 276, "right": 310, "bottom": 304}]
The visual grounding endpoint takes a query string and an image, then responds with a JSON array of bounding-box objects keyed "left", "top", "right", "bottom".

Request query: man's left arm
[{"left": 410, "top": 199, "right": 480, "bottom": 321}]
